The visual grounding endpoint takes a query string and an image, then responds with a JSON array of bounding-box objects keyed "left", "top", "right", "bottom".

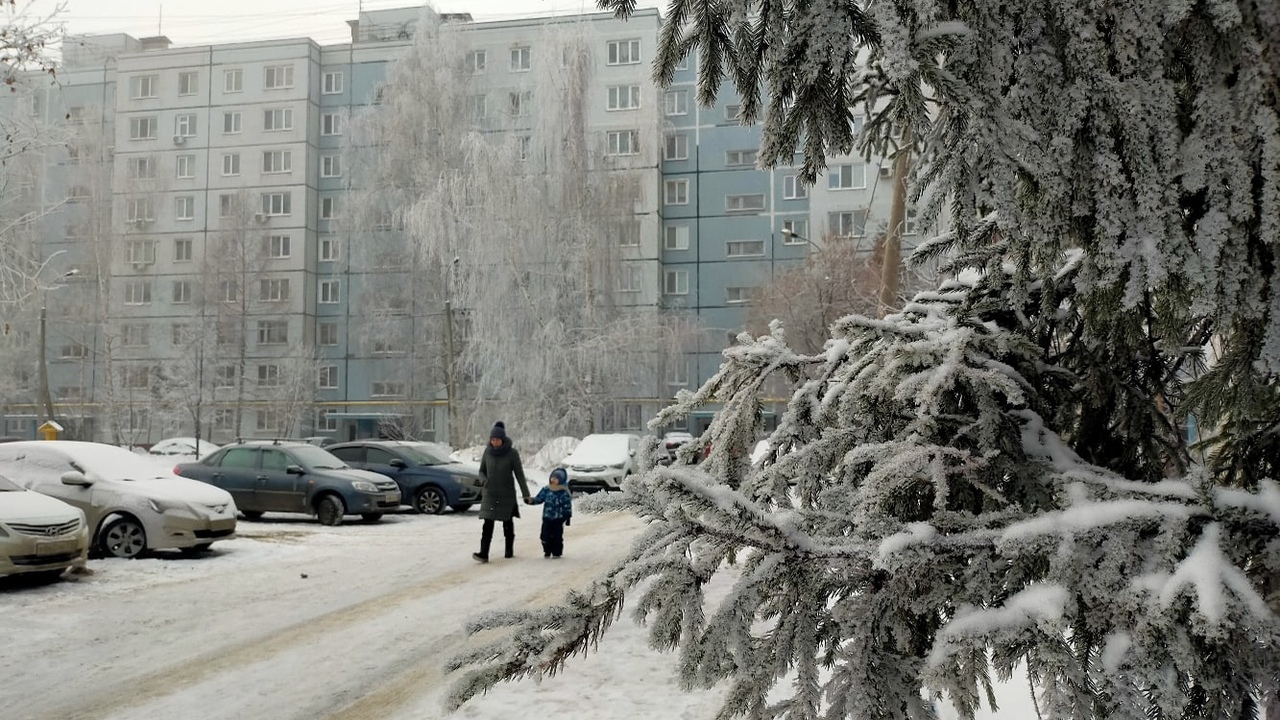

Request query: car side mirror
[
  {"left": 60, "top": 470, "right": 92, "bottom": 486},
  {"left": 389, "top": 458, "right": 407, "bottom": 468},
  {"left": 629, "top": 449, "right": 636, "bottom": 457},
  {"left": 286, "top": 465, "right": 305, "bottom": 475}
]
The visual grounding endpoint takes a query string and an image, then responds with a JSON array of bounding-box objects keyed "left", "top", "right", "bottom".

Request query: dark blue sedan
[{"left": 326, "top": 441, "right": 482, "bottom": 514}]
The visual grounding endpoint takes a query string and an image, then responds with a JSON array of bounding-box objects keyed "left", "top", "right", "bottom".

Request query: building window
[
  {"left": 129, "top": 116, "right": 157, "bottom": 140},
  {"left": 175, "top": 113, "right": 197, "bottom": 137},
  {"left": 725, "top": 104, "right": 743, "bottom": 122},
  {"left": 614, "top": 219, "right": 641, "bottom": 248},
  {"left": 174, "top": 238, "right": 193, "bottom": 262},
  {"left": 257, "top": 364, "right": 281, "bottom": 386},
  {"left": 126, "top": 156, "right": 155, "bottom": 179},
  {"left": 126, "top": 240, "right": 155, "bottom": 265},
  {"left": 172, "top": 280, "right": 192, "bottom": 304},
  {"left": 317, "top": 409, "right": 337, "bottom": 431},
  {"left": 263, "top": 108, "right": 293, "bottom": 132},
  {"left": 666, "top": 360, "right": 688, "bottom": 386},
  {"left": 224, "top": 69, "right": 243, "bottom": 93},
  {"left": 607, "top": 130, "right": 639, "bottom": 156},
  {"left": 219, "top": 280, "right": 238, "bottom": 303},
  {"left": 176, "top": 154, "right": 195, "bottom": 178},
  {"left": 123, "top": 280, "right": 152, "bottom": 305},
  {"left": 508, "top": 91, "right": 532, "bottom": 117},
  {"left": 319, "top": 280, "right": 340, "bottom": 304},
  {"left": 259, "top": 279, "right": 290, "bottom": 302},
  {"left": 59, "top": 344, "right": 88, "bottom": 359},
  {"left": 216, "top": 321, "right": 240, "bottom": 345},
  {"left": 663, "top": 90, "right": 687, "bottom": 116},
  {"left": 170, "top": 323, "right": 188, "bottom": 346},
  {"left": 321, "top": 113, "right": 343, "bottom": 136},
  {"left": 320, "top": 197, "right": 339, "bottom": 219},
  {"left": 904, "top": 207, "right": 920, "bottom": 236},
  {"left": 322, "top": 71, "right": 343, "bottom": 94},
  {"left": 264, "top": 65, "right": 294, "bottom": 90},
  {"left": 726, "top": 149, "right": 758, "bottom": 167},
  {"left": 213, "top": 408, "right": 235, "bottom": 431},
  {"left": 130, "top": 74, "right": 157, "bottom": 100},
  {"left": 663, "top": 270, "right": 689, "bottom": 295},
  {"left": 664, "top": 133, "right": 688, "bottom": 161},
  {"left": 212, "top": 365, "right": 235, "bottom": 389},
  {"left": 607, "top": 85, "right": 641, "bottom": 111},
  {"left": 175, "top": 195, "right": 195, "bottom": 221},
  {"left": 607, "top": 38, "right": 641, "bottom": 65},
  {"left": 467, "top": 50, "right": 487, "bottom": 73},
  {"left": 267, "top": 234, "right": 291, "bottom": 258},
  {"left": 67, "top": 185, "right": 90, "bottom": 202},
  {"left": 66, "top": 106, "right": 85, "bottom": 124},
  {"left": 257, "top": 321, "right": 288, "bottom": 345},
  {"left": 261, "top": 192, "right": 291, "bottom": 216},
  {"left": 222, "top": 153, "right": 241, "bottom": 176},
  {"left": 371, "top": 381, "right": 406, "bottom": 397},
  {"left": 469, "top": 94, "right": 487, "bottom": 120},
  {"left": 372, "top": 339, "right": 404, "bottom": 355},
  {"left": 828, "top": 209, "right": 869, "bottom": 237},
  {"left": 510, "top": 45, "right": 530, "bottom": 72},
  {"left": 178, "top": 71, "right": 198, "bottom": 96},
  {"left": 219, "top": 194, "right": 236, "bottom": 218},
  {"left": 726, "top": 286, "right": 753, "bottom": 304},
  {"left": 518, "top": 135, "right": 531, "bottom": 161},
  {"left": 223, "top": 111, "right": 242, "bottom": 134},
  {"left": 320, "top": 155, "right": 342, "bottom": 177},
  {"left": 726, "top": 239, "right": 766, "bottom": 257},
  {"left": 828, "top": 164, "right": 866, "bottom": 190},
  {"left": 664, "top": 179, "right": 689, "bottom": 205},
  {"left": 318, "top": 322, "right": 338, "bottom": 346},
  {"left": 726, "top": 194, "right": 766, "bottom": 213},
  {"left": 664, "top": 224, "right": 690, "bottom": 251},
  {"left": 319, "top": 236, "right": 340, "bottom": 261},
  {"left": 262, "top": 150, "right": 292, "bottom": 174},
  {"left": 121, "top": 366, "right": 150, "bottom": 390},
  {"left": 618, "top": 265, "right": 641, "bottom": 293},
  {"left": 781, "top": 219, "right": 809, "bottom": 244},
  {"left": 126, "top": 198, "right": 154, "bottom": 222},
  {"left": 319, "top": 365, "right": 339, "bottom": 389},
  {"left": 783, "top": 175, "right": 808, "bottom": 200}
]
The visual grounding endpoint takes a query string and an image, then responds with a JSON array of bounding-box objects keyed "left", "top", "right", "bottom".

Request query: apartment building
[{"left": 3, "top": 5, "right": 929, "bottom": 443}]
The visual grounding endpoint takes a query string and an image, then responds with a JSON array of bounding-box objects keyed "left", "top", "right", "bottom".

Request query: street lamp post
[{"left": 37, "top": 268, "right": 79, "bottom": 425}]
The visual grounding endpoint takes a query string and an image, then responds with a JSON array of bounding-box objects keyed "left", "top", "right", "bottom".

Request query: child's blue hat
[{"left": 550, "top": 467, "right": 568, "bottom": 484}]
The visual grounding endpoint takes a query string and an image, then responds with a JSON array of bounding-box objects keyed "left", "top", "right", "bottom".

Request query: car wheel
[
  {"left": 241, "top": 510, "right": 264, "bottom": 521},
  {"left": 360, "top": 513, "right": 383, "bottom": 522},
  {"left": 414, "top": 486, "right": 447, "bottom": 515},
  {"left": 315, "top": 494, "right": 345, "bottom": 526},
  {"left": 450, "top": 503, "right": 473, "bottom": 513},
  {"left": 100, "top": 517, "right": 147, "bottom": 559}
]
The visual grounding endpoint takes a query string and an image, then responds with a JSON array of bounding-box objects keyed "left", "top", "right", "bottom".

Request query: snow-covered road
[{"left": 1, "top": 507, "right": 734, "bottom": 720}]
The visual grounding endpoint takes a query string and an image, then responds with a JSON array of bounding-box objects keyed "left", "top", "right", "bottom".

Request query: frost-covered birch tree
[
  {"left": 345, "top": 8, "right": 693, "bottom": 444},
  {"left": 446, "top": 0, "right": 1280, "bottom": 718}
]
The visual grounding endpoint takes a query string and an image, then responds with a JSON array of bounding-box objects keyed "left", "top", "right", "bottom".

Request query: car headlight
[
  {"left": 149, "top": 498, "right": 178, "bottom": 513},
  {"left": 608, "top": 462, "right": 625, "bottom": 469},
  {"left": 352, "top": 481, "right": 379, "bottom": 493},
  {"left": 0, "top": 525, "right": 8, "bottom": 538}
]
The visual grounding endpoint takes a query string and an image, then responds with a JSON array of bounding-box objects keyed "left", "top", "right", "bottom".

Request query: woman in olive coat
[{"left": 473, "top": 421, "right": 531, "bottom": 562}]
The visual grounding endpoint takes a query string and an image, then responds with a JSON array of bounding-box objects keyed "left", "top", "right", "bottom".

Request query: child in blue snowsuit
[{"left": 529, "top": 468, "right": 573, "bottom": 558}]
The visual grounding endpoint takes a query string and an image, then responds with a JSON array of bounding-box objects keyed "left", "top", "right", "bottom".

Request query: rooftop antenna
[{"left": 157, "top": 4, "right": 163, "bottom": 35}]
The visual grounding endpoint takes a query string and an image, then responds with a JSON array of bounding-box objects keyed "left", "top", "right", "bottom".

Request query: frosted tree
[
  {"left": 345, "top": 8, "right": 694, "bottom": 444},
  {"left": 445, "top": 0, "right": 1280, "bottom": 718}
]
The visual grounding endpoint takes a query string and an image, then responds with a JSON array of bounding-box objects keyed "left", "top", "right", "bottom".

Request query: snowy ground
[{"left": 2, "top": 496, "right": 1031, "bottom": 720}]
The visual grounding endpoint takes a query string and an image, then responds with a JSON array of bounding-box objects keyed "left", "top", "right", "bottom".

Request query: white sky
[{"left": 27, "top": 0, "right": 666, "bottom": 47}]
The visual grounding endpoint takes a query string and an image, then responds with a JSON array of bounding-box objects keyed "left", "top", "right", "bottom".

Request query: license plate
[
  {"left": 386, "top": 493, "right": 401, "bottom": 503},
  {"left": 36, "top": 539, "right": 79, "bottom": 556}
]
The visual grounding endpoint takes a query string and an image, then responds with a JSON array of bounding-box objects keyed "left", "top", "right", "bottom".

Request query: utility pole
[
  {"left": 878, "top": 130, "right": 913, "bottom": 318},
  {"left": 38, "top": 305, "right": 54, "bottom": 423},
  {"left": 444, "top": 299, "right": 458, "bottom": 445}
]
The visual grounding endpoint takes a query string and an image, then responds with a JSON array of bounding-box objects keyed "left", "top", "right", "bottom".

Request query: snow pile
[
  {"left": 529, "top": 436, "right": 580, "bottom": 471},
  {"left": 451, "top": 445, "right": 486, "bottom": 464}
]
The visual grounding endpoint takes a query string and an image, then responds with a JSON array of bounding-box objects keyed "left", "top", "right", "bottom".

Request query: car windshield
[
  {"left": 0, "top": 474, "right": 20, "bottom": 491},
  {"left": 401, "top": 443, "right": 452, "bottom": 465},
  {"left": 288, "top": 445, "right": 348, "bottom": 470}
]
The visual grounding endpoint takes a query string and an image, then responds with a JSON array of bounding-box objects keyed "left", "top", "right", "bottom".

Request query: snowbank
[{"left": 530, "top": 436, "right": 580, "bottom": 471}]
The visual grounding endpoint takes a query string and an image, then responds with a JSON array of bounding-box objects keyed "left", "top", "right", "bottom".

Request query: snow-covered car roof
[{"left": 0, "top": 441, "right": 177, "bottom": 481}]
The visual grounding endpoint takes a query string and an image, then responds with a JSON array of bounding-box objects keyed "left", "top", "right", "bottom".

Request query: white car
[
  {"left": 0, "top": 441, "right": 237, "bottom": 559},
  {"left": 0, "top": 473, "right": 90, "bottom": 581},
  {"left": 149, "top": 437, "right": 221, "bottom": 458},
  {"left": 562, "top": 433, "right": 641, "bottom": 493}
]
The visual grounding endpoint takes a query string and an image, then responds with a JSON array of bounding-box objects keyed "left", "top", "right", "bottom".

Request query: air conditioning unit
[
  {"left": 173, "top": 135, "right": 186, "bottom": 145},
  {"left": 879, "top": 166, "right": 892, "bottom": 179},
  {"left": 253, "top": 212, "right": 267, "bottom": 224}
]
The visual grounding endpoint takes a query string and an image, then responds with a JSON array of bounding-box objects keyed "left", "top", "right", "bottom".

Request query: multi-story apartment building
[{"left": 0, "top": 6, "right": 931, "bottom": 444}]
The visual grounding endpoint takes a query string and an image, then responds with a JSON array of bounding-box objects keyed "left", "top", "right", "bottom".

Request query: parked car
[
  {"left": 0, "top": 441, "right": 236, "bottom": 559},
  {"left": 0, "top": 473, "right": 89, "bottom": 581},
  {"left": 175, "top": 440, "right": 401, "bottom": 526},
  {"left": 327, "top": 441, "right": 481, "bottom": 514},
  {"left": 659, "top": 431, "right": 696, "bottom": 465},
  {"left": 562, "top": 433, "right": 641, "bottom": 493},
  {"left": 149, "top": 437, "right": 221, "bottom": 458}
]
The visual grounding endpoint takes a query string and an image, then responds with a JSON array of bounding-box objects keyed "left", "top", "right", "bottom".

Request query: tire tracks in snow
[{"left": 57, "top": 511, "right": 636, "bottom": 720}]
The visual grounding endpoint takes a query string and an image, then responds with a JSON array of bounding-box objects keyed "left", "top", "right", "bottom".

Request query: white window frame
[
  {"left": 130, "top": 74, "right": 157, "bottom": 100},
  {"left": 828, "top": 164, "right": 866, "bottom": 190},
  {"left": 664, "top": 225, "right": 690, "bottom": 251},
  {"left": 783, "top": 174, "right": 808, "bottom": 200},
  {"left": 257, "top": 365, "right": 281, "bottom": 387},
  {"left": 222, "top": 111, "right": 242, "bottom": 134},
  {"left": 173, "top": 238, "right": 193, "bottom": 262},
  {"left": 256, "top": 321, "right": 288, "bottom": 346},
  {"left": 224, "top": 69, "right": 243, "bottom": 93},
  {"left": 607, "top": 85, "right": 641, "bottom": 111},
  {"left": 469, "top": 94, "right": 487, "bottom": 120},
  {"left": 319, "top": 236, "right": 340, "bottom": 262},
  {"left": 726, "top": 239, "right": 765, "bottom": 258},
  {"left": 322, "top": 71, "right": 343, "bottom": 94},
  {"left": 267, "top": 234, "right": 291, "bottom": 259},
  {"left": 321, "top": 112, "right": 343, "bottom": 136},
  {"left": 123, "top": 280, "right": 152, "bottom": 305},
  {"left": 726, "top": 286, "right": 753, "bottom": 304},
  {"left": 318, "top": 365, "right": 339, "bottom": 390},
  {"left": 262, "top": 150, "right": 292, "bottom": 174},
  {"left": 607, "top": 129, "right": 640, "bottom": 156},
  {"left": 129, "top": 116, "right": 157, "bottom": 140},
  {"left": 828, "top": 209, "right": 868, "bottom": 238},
  {"left": 127, "top": 156, "right": 155, "bottom": 179},
  {"left": 320, "top": 197, "right": 339, "bottom": 220},
  {"left": 663, "top": 269, "right": 689, "bottom": 295},
  {"left": 176, "top": 154, "right": 195, "bottom": 179},
  {"left": 726, "top": 193, "right": 766, "bottom": 213},
  {"left": 263, "top": 65, "right": 294, "bottom": 90},
  {"left": 317, "top": 322, "right": 339, "bottom": 346},
  {"left": 174, "top": 195, "right": 195, "bottom": 221},
  {"left": 607, "top": 38, "right": 641, "bottom": 65},
  {"left": 172, "top": 280, "right": 192, "bottom": 304},
  {"left": 175, "top": 113, "right": 196, "bottom": 138},
  {"left": 221, "top": 153, "right": 241, "bottom": 177},
  {"left": 320, "top": 155, "right": 342, "bottom": 178},
  {"left": 510, "top": 45, "right": 531, "bottom": 72},
  {"left": 664, "top": 179, "right": 689, "bottom": 206},
  {"left": 618, "top": 264, "right": 641, "bottom": 293},
  {"left": 726, "top": 149, "right": 758, "bottom": 167},
  {"left": 178, "top": 71, "right": 198, "bottom": 96},
  {"left": 467, "top": 50, "right": 487, "bottom": 74},
  {"left": 371, "top": 381, "right": 406, "bottom": 398},
  {"left": 781, "top": 219, "right": 809, "bottom": 244},
  {"left": 263, "top": 108, "right": 293, "bottom": 132},
  {"left": 318, "top": 279, "right": 341, "bottom": 304},
  {"left": 663, "top": 90, "right": 688, "bottom": 116},
  {"left": 259, "top": 278, "right": 290, "bottom": 303},
  {"left": 260, "top": 192, "right": 292, "bottom": 217},
  {"left": 126, "top": 240, "right": 155, "bottom": 264},
  {"left": 508, "top": 90, "right": 532, "bottom": 117},
  {"left": 664, "top": 133, "right": 688, "bottom": 161},
  {"left": 725, "top": 104, "right": 743, "bottom": 122},
  {"left": 126, "top": 198, "right": 154, "bottom": 222}
]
